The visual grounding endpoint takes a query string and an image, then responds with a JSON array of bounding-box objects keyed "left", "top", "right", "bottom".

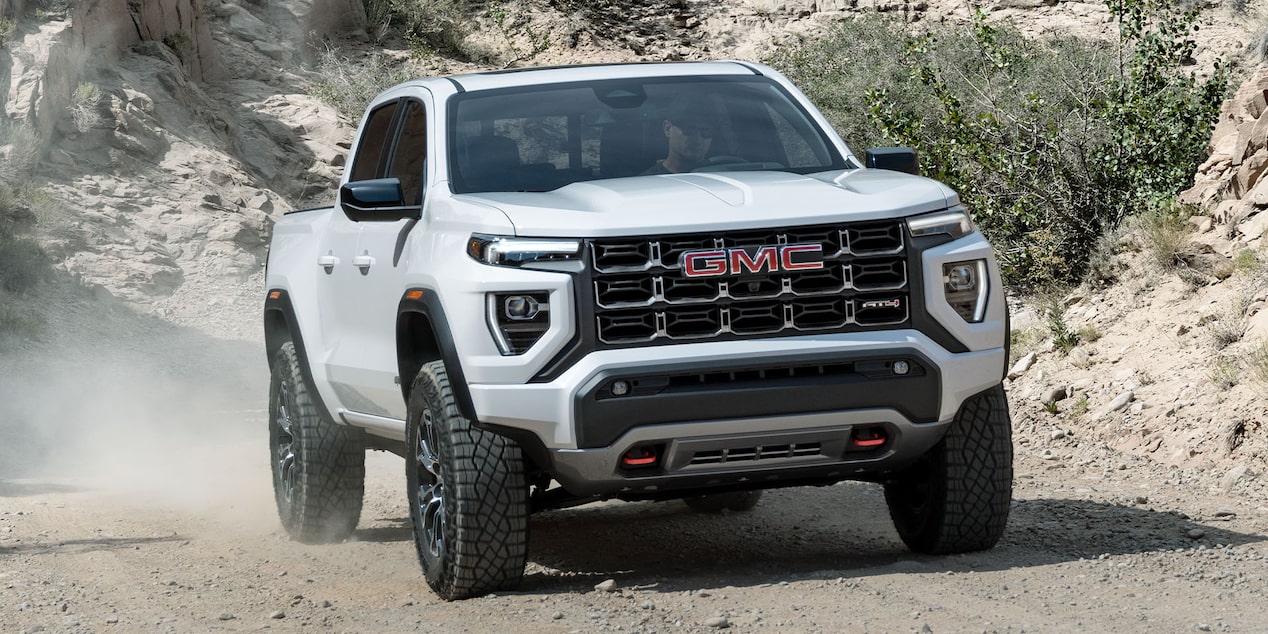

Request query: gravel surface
[{"left": 1, "top": 293, "right": 1266, "bottom": 633}]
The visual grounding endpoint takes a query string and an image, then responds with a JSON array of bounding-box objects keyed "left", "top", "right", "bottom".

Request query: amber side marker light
[
  {"left": 268, "top": 290, "right": 281, "bottom": 300},
  {"left": 406, "top": 290, "right": 425, "bottom": 300}
]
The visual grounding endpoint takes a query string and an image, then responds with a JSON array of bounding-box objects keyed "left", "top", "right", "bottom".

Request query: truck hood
[{"left": 454, "top": 169, "right": 957, "bottom": 237}]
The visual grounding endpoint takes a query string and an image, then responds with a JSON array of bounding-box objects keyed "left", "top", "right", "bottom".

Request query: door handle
[
  {"left": 353, "top": 254, "right": 376, "bottom": 275},
  {"left": 317, "top": 254, "right": 339, "bottom": 274}
]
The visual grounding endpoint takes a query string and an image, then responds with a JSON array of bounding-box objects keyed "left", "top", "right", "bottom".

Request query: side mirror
[
  {"left": 340, "top": 178, "right": 421, "bottom": 222},
  {"left": 865, "top": 147, "right": 919, "bottom": 175}
]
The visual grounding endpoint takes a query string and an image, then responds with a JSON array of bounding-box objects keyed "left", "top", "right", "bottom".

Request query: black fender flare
[
  {"left": 396, "top": 288, "right": 479, "bottom": 422},
  {"left": 263, "top": 289, "right": 341, "bottom": 425}
]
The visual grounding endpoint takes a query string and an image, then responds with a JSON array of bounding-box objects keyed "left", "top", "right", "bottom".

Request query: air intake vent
[{"left": 690, "top": 443, "right": 823, "bottom": 466}]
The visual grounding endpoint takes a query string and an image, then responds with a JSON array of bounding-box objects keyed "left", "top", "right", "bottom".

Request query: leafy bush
[
  {"left": 1099, "top": 0, "right": 1229, "bottom": 214},
  {"left": 770, "top": 0, "right": 1229, "bottom": 290}
]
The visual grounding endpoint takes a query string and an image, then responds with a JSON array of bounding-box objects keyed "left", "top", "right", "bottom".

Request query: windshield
[{"left": 449, "top": 76, "right": 847, "bottom": 194}]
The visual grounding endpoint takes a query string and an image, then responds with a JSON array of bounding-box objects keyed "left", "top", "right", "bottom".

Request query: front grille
[{"left": 590, "top": 221, "right": 909, "bottom": 345}]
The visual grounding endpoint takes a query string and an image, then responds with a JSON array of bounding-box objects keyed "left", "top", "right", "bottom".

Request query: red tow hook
[
  {"left": 621, "top": 445, "right": 659, "bottom": 468},
  {"left": 851, "top": 427, "right": 888, "bottom": 448}
]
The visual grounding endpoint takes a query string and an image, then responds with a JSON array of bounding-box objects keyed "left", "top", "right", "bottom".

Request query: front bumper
[
  {"left": 468, "top": 330, "right": 1005, "bottom": 497},
  {"left": 546, "top": 408, "right": 951, "bottom": 497}
]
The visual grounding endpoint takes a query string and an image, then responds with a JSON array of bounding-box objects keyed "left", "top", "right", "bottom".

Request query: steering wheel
[{"left": 703, "top": 155, "right": 747, "bottom": 166}]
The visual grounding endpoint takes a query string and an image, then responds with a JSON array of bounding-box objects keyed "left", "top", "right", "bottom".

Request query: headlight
[
  {"left": 943, "top": 260, "right": 988, "bottom": 322},
  {"left": 908, "top": 208, "right": 974, "bottom": 239},
  {"left": 467, "top": 234, "right": 582, "bottom": 267}
]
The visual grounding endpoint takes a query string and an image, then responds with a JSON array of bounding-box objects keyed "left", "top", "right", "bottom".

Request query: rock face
[
  {"left": 6, "top": 0, "right": 221, "bottom": 144},
  {"left": 1, "top": 1, "right": 363, "bottom": 338},
  {"left": 1183, "top": 67, "right": 1268, "bottom": 238}
]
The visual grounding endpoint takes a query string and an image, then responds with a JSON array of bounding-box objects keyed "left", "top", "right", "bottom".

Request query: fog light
[
  {"left": 942, "top": 260, "right": 989, "bottom": 323},
  {"left": 611, "top": 380, "right": 631, "bottom": 396},
  {"left": 504, "top": 295, "right": 541, "bottom": 321},
  {"left": 487, "top": 291, "right": 550, "bottom": 355},
  {"left": 892, "top": 360, "right": 910, "bottom": 375},
  {"left": 946, "top": 264, "right": 976, "bottom": 291}
]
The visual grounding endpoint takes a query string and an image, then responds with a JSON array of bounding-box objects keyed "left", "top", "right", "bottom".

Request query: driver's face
[{"left": 666, "top": 119, "right": 713, "bottom": 166}]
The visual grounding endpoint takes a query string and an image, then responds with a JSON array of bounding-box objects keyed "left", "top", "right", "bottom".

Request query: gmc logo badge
[{"left": 682, "top": 244, "right": 824, "bottom": 278}]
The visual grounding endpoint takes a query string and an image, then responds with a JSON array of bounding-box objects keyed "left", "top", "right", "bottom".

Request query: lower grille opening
[{"left": 690, "top": 442, "right": 823, "bottom": 466}]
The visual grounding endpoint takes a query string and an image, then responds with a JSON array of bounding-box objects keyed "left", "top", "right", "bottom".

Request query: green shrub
[
  {"left": 310, "top": 48, "right": 413, "bottom": 120},
  {"left": 370, "top": 0, "right": 469, "bottom": 53},
  {"left": 0, "top": 176, "right": 54, "bottom": 339},
  {"left": 0, "top": 19, "right": 16, "bottom": 45},
  {"left": 488, "top": 1, "right": 552, "bottom": 67},
  {"left": 1137, "top": 201, "right": 1193, "bottom": 270},
  {"left": 0, "top": 290, "right": 42, "bottom": 339},
  {"left": 1099, "top": 0, "right": 1229, "bottom": 216},
  {"left": 69, "top": 82, "right": 102, "bottom": 132},
  {"left": 0, "top": 121, "right": 40, "bottom": 184},
  {"left": 769, "top": 0, "right": 1228, "bottom": 290},
  {"left": 1249, "top": 340, "right": 1268, "bottom": 385},
  {"left": 1210, "top": 356, "right": 1240, "bottom": 389},
  {"left": 1032, "top": 289, "right": 1081, "bottom": 354},
  {"left": 0, "top": 230, "right": 48, "bottom": 293},
  {"left": 0, "top": 204, "right": 50, "bottom": 338}
]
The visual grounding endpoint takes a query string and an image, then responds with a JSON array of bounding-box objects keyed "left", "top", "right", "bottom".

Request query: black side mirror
[
  {"left": 340, "top": 178, "right": 421, "bottom": 222},
  {"left": 865, "top": 147, "right": 919, "bottom": 175}
]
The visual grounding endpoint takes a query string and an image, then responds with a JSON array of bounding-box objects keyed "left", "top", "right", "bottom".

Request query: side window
[
  {"left": 349, "top": 101, "right": 399, "bottom": 182},
  {"left": 388, "top": 100, "right": 427, "bottom": 205}
]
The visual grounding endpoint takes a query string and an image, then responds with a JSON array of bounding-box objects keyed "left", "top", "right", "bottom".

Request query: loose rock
[{"left": 705, "top": 616, "right": 731, "bottom": 628}]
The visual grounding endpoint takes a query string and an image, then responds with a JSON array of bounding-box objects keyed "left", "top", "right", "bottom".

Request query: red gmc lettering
[
  {"left": 683, "top": 250, "right": 727, "bottom": 277},
  {"left": 682, "top": 244, "right": 825, "bottom": 277},
  {"left": 781, "top": 244, "right": 824, "bottom": 271},
  {"left": 730, "top": 247, "right": 778, "bottom": 274}
]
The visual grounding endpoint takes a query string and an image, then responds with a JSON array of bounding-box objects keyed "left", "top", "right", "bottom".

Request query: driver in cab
[{"left": 642, "top": 97, "right": 715, "bottom": 175}]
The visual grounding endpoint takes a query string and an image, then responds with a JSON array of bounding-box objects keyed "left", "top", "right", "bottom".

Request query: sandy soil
[{"left": 1, "top": 299, "right": 1266, "bottom": 634}]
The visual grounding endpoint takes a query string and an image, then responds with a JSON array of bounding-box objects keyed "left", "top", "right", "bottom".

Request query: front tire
[
  {"left": 884, "top": 384, "right": 1012, "bottom": 554},
  {"left": 406, "top": 360, "right": 529, "bottom": 600},
  {"left": 269, "top": 341, "right": 365, "bottom": 543}
]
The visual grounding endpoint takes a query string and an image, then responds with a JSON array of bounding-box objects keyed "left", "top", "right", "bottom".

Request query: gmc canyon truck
[{"left": 263, "top": 61, "right": 1013, "bottom": 600}]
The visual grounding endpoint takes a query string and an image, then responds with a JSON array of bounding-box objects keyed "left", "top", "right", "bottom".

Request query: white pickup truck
[{"left": 263, "top": 60, "right": 1013, "bottom": 600}]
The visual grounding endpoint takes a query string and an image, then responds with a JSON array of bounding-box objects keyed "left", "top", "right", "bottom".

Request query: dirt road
[{"left": 1, "top": 318, "right": 1266, "bottom": 633}]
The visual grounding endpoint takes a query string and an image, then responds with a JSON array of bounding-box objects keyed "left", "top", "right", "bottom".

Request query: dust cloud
[{"left": 0, "top": 308, "right": 277, "bottom": 532}]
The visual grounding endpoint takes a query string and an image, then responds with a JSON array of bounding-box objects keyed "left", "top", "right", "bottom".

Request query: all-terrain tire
[
  {"left": 683, "top": 490, "right": 763, "bottom": 513},
  {"left": 269, "top": 341, "right": 365, "bottom": 543},
  {"left": 406, "top": 360, "right": 528, "bottom": 600},
  {"left": 883, "top": 384, "right": 1012, "bottom": 554}
]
